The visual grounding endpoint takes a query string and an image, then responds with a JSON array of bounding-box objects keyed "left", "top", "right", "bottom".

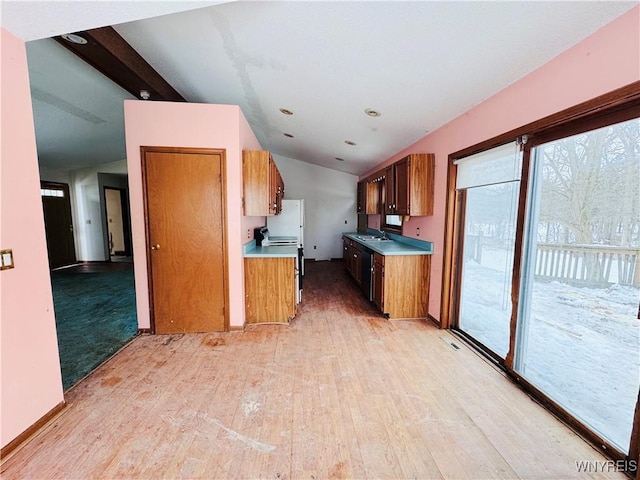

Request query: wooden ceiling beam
[{"left": 54, "top": 26, "right": 185, "bottom": 102}]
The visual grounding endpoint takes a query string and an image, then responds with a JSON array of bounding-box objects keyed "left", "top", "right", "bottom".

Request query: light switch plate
[{"left": 1, "top": 249, "right": 14, "bottom": 270}]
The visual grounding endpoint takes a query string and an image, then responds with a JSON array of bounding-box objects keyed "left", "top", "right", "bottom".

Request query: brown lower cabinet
[
  {"left": 372, "top": 252, "right": 430, "bottom": 319},
  {"left": 244, "top": 257, "right": 296, "bottom": 324}
]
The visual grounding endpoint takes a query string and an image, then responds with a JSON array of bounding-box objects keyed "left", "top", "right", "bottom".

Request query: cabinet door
[
  {"left": 408, "top": 153, "right": 435, "bottom": 216},
  {"left": 373, "top": 255, "right": 384, "bottom": 310},
  {"left": 385, "top": 164, "right": 396, "bottom": 213},
  {"left": 243, "top": 151, "right": 270, "bottom": 216},
  {"left": 353, "top": 248, "right": 362, "bottom": 286},
  {"left": 269, "top": 157, "right": 277, "bottom": 214},
  {"left": 245, "top": 257, "right": 295, "bottom": 323},
  {"left": 366, "top": 181, "right": 381, "bottom": 214},
  {"left": 394, "top": 157, "right": 410, "bottom": 215},
  {"left": 342, "top": 237, "right": 350, "bottom": 265},
  {"left": 357, "top": 181, "right": 366, "bottom": 213}
]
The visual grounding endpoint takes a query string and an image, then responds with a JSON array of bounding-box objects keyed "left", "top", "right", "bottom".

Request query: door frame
[{"left": 140, "top": 146, "right": 230, "bottom": 333}]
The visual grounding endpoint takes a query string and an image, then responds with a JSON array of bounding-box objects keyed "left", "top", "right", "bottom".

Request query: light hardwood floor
[{"left": 1, "top": 261, "right": 625, "bottom": 479}]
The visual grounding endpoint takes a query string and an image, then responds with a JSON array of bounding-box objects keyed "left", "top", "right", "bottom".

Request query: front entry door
[
  {"left": 143, "top": 148, "right": 227, "bottom": 333},
  {"left": 41, "top": 181, "right": 76, "bottom": 269}
]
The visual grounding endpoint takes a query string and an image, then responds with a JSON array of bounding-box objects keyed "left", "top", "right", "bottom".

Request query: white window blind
[{"left": 455, "top": 141, "right": 522, "bottom": 189}]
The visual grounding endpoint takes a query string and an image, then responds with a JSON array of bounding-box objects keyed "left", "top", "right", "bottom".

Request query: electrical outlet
[
  {"left": 314, "top": 245, "right": 317, "bottom": 249},
  {"left": 247, "top": 229, "right": 251, "bottom": 239},
  {"left": 416, "top": 227, "right": 420, "bottom": 237},
  {"left": 344, "top": 220, "right": 347, "bottom": 224}
]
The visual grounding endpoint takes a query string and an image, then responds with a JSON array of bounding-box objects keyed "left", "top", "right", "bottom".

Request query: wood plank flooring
[{"left": 1, "top": 261, "right": 625, "bottom": 479}]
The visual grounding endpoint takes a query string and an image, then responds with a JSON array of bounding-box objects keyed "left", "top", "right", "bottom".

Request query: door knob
[{"left": 151, "top": 244, "right": 160, "bottom": 250}]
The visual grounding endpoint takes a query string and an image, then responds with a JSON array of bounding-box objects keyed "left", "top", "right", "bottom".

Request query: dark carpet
[{"left": 51, "top": 266, "right": 138, "bottom": 390}]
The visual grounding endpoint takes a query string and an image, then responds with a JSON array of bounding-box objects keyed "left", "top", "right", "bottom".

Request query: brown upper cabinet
[
  {"left": 357, "top": 180, "right": 366, "bottom": 213},
  {"left": 366, "top": 181, "right": 381, "bottom": 214},
  {"left": 384, "top": 153, "right": 435, "bottom": 216},
  {"left": 243, "top": 150, "right": 284, "bottom": 216}
]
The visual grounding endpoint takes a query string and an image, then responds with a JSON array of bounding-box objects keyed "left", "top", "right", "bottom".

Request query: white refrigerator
[{"left": 267, "top": 199, "right": 304, "bottom": 248}]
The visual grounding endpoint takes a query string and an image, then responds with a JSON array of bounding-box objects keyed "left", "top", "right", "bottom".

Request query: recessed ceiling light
[
  {"left": 344, "top": 140, "right": 356, "bottom": 146},
  {"left": 279, "top": 108, "right": 294, "bottom": 116},
  {"left": 284, "top": 133, "right": 294, "bottom": 138},
  {"left": 365, "top": 108, "right": 381, "bottom": 117},
  {"left": 335, "top": 157, "right": 345, "bottom": 162},
  {"left": 61, "top": 33, "right": 88, "bottom": 45}
]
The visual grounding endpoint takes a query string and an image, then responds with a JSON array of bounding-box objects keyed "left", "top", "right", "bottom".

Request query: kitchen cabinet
[
  {"left": 243, "top": 150, "right": 284, "bottom": 216},
  {"left": 366, "top": 181, "right": 381, "bottom": 214},
  {"left": 244, "top": 257, "right": 296, "bottom": 323},
  {"left": 342, "top": 237, "right": 363, "bottom": 286},
  {"left": 385, "top": 153, "right": 435, "bottom": 216},
  {"left": 372, "top": 253, "right": 384, "bottom": 310},
  {"left": 344, "top": 236, "right": 430, "bottom": 319},
  {"left": 377, "top": 254, "right": 430, "bottom": 319},
  {"left": 356, "top": 180, "right": 366, "bottom": 213},
  {"left": 357, "top": 179, "right": 382, "bottom": 214},
  {"left": 384, "top": 164, "right": 396, "bottom": 214}
]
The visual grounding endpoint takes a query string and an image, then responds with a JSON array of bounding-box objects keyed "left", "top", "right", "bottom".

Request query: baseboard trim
[
  {"left": 427, "top": 314, "right": 441, "bottom": 328},
  {"left": 229, "top": 325, "right": 245, "bottom": 332},
  {"left": 138, "top": 328, "right": 152, "bottom": 334},
  {"left": 0, "top": 401, "right": 67, "bottom": 461}
]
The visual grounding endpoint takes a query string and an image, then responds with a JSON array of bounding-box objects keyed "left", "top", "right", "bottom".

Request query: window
[
  {"left": 385, "top": 215, "right": 402, "bottom": 227},
  {"left": 41, "top": 188, "right": 64, "bottom": 197}
]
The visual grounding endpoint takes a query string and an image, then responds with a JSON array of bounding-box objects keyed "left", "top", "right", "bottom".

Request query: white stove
[{"left": 268, "top": 235, "right": 299, "bottom": 246}]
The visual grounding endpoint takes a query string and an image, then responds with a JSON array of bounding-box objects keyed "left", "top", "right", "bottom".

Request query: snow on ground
[{"left": 459, "top": 246, "right": 640, "bottom": 451}]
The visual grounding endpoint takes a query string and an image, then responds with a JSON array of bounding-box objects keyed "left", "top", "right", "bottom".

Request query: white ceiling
[{"left": 3, "top": 1, "right": 637, "bottom": 175}]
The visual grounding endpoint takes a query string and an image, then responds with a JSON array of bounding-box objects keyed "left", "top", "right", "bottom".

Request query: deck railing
[
  {"left": 533, "top": 243, "right": 639, "bottom": 287},
  {"left": 465, "top": 234, "right": 639, "bottom": 287}
]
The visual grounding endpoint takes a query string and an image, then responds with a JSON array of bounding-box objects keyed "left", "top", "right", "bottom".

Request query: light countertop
[
  {"left": 342, "top": 231, "right": 433, "bottom": 256},
  {"left": 243, "top": 241, "right": 298, "bottom": 258}
]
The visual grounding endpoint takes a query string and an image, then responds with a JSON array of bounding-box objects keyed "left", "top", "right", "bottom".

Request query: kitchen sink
[{"left": 355, "top": 235, "right": 393, "bottom": 242}]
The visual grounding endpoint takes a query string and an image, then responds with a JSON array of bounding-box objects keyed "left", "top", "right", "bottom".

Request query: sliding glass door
[
  {"left": 456, "top": 143, "right": 521, "bottom": 359},
  {"left": 516, "top": 117, "right": 640, "bottom": 452},
  {"left": 452, "top": 115, "right": 639, "bottom": 455}
]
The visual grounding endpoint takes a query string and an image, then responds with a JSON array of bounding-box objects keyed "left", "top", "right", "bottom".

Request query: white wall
[
  {"left": 273, "top": 155, "right": 357, "bottom": 260},
  {"left": 70, "top": 159, "right": 127, "bottom": 261}
]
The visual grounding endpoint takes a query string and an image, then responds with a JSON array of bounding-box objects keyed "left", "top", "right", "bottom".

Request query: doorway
[
  {"left": 142, "top": 147, "right": 228, "bottom": 334},
  {"left": 41, "top": 181, "right": 76, "bottom": 269},
  {"left": 104, "top": 187, "right": 132, "bottom": 260}
]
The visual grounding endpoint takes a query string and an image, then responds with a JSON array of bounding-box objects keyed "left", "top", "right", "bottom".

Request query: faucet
[{"left": 375, "top": 229, "right": 388, "bottom": 240}]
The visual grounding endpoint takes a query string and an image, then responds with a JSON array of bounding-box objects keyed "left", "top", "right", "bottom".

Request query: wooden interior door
[
  {"left": 41, "top": 181, "right": 76, "bottom": 269},
  {"left": 143, "top": 148, "right": 227, "bottom": 333}
]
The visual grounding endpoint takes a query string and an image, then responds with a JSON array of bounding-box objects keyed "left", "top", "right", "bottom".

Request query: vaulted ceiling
[{"left": 2, "top": 1, "right": 637, "bottom": 175}]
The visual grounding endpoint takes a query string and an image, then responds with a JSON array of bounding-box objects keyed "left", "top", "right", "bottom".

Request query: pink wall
[
  {"left": 0, "top": 28, "right": 64, "bottom": 448},
  {"left": 124, "top": 101, "right": 263, "bottom": 329},
  {"left": 364, "top": 6, "right": 640, "bottom": 321}
]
